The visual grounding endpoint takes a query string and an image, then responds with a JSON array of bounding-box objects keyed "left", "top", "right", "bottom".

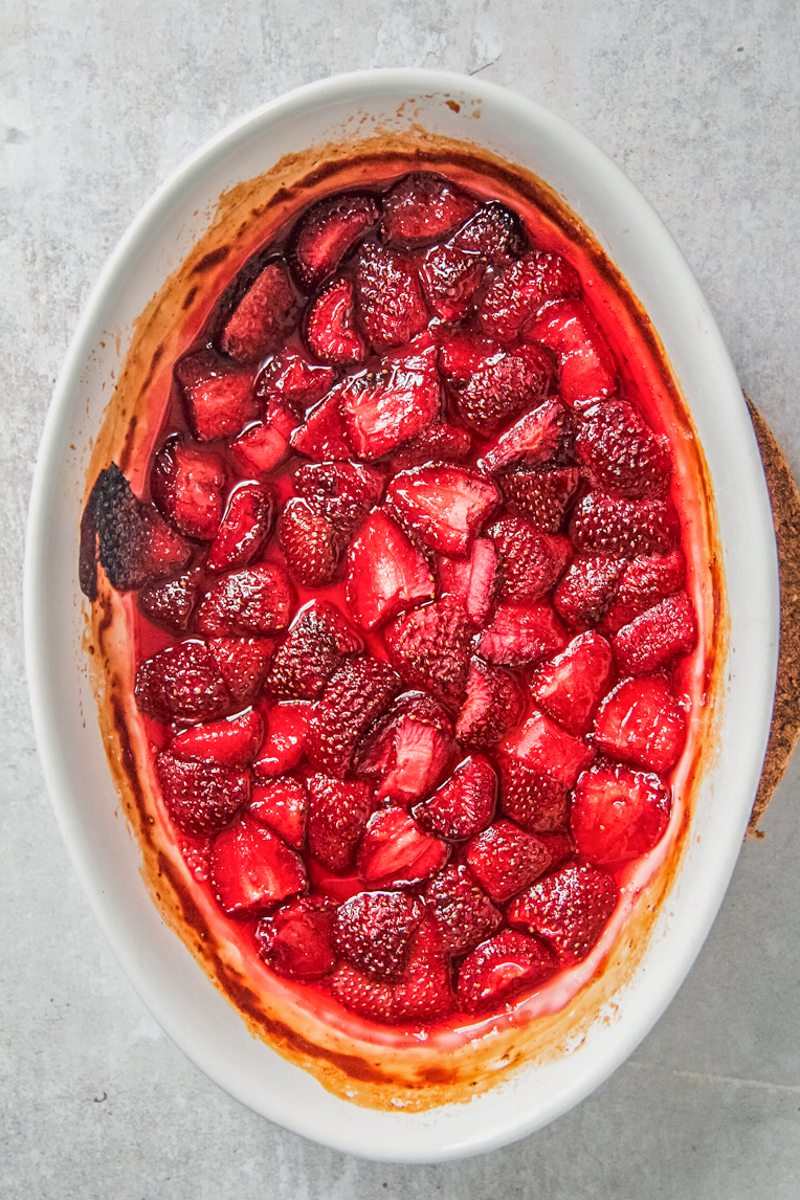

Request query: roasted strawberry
[
  {"left": 438, "top": 537, "right": 498, "bottom": 626},
  {"left": 420, "top": 202, "right": 523, "bottom": 320},
  {"left": 206, "top": 483, "right": 274, "bottom": 573},
  {"left": 253, "top": 701, "right": 311, "bottom": 775},
  {"left": 383, "top": 597, "right": 472, "bottom": 707},
  {"left": 488, "top": 515, "right": 571, "bottom": 603},
  {"left": 437, "top": 327, "right": 501, "bottom": 383},
  {"left": 174, "top": 350, "right": 258, "bottom": 442},
  {"left": 528, "top": 299, "right": 617, "bottom": 406},
  {"left": 138, "top": 573, "right": 198, "bottom": 632},
  {"left": 457, "top": 930, "right": 558, "bottom": 1012},
  {"left": 135, "top": 640, "right": 232, "bottom": 723},
  {"left": 424, "top": 864, "right": 502, "bottom": 955},
  {"left": 290, "top": 192, "right": 379, "bottom": 290},
  {"left": 466, "top": 818, "right": 556, "bottom": 902},
  {"left": 354, "top": 243, "right": 428, "bottom": 350},
  {"left": 477, "top": 600, "right": 566, "bottom": 667},
  {"left": 613, "top": 591, "right": 697, "bottom": 675},
  {"left": 290, "top": 391, "right": 353, "bottom": 461},
  {"left": 357, "top": 693, "right": 453, "bottom": 805},
  {"left": 570, "top": 492, "right": 679, "bottom": 557},
  {"left": 305, "top": 275, "right": 366, "bottom": 365},
  {"left": 196, "top": 563, "right": 293, "bottom": 636},
  {"left": 208, "top": 636, "right": 274, "bottom": 705},
  {"left": 345, "top": 509, "right": 434, "bottom": 631},
  {"left": 456, "top": 344, "right": 555, "bottom": 434},
  {"left": 530, "top": 631, "right": 614, "bottom": 735},
  {"left": 570, "top": 763, "right": 671, "bottom": 866},
  {"left": 256, "top": 349, "right": 335, "bottom": 409},
  {"left": 306, "top": 657, "right": 400, "bottom": 776},
  {"left": 478, "top": 250, "right": 581, "bottom": 344},
  {"left": 230, "top": 419, "right": 291, "bottom": 477},
  {"left": 501, "top": 465, "right": 581, "bottom": 533},
  {"left": 338, "top": 343, "right": 441, "bottom": 459},
  {"left": 171, "top": 709, "right": 264, "bottom": 768},
  {"left": 305, "top": 774, "right": 374, "bottom": 872},
  {"left": 498, "top": 757, "right": 570, "bottom": 834},
  {"left": 267, "top": 601, "right": 361, "bottom": 700},
  {"left": 382, "top": 172, "right": 477, "bottom": 245},
  {"left": 279, "top": 497, "right": 340, "bottom": 587},
  {"left": 293, "top": 460, "right": 384, "bottom": 530},
  {"left": 331, "top": 917, "right": 453, "bottom": 1023},
  {"left": 150, "top": 435, "right": 226, "bottom": 540},
  {"left": 357, "top": 808, "right": 449, "bottom": 887},
  {"left": 333, "top": 891, "right": 424, "bottom": 981},
  {"left": 478, "top": 397, "right": 572, "bottom": 474},
  {"left": 502, "top": 710, "right": 594, "bottom": 788},
  {"left": 249, "top": 776, "right": 308, "bottom": 848},
  {"left": 414, "top": 755, "right": 497, "bottom": 840},
  {"left": 553, "top": 553, "right": 628, "bottom": 629},
  {"left": 220, "top": 260, "right": 298, "bottom": 362},
  {"left": 156, "top": 750, "right": 250, "bottom": 836},
  {"left": 455, "top": 658, "right": 523, "bottom": 748},
  {"left": 507, "top": 862, "right": 618, "bottom": 964},
  {"left": 387, "top": 464, "right": 499, "bottom": 556},
  {"left": 575, "top": 398, "right": 671, "bottom": 499},
  {"left": 390, "top": 422, "right": 473, "bottom": 469},
  {"left": 210, "top": 815, "right": 306, "bottom": 916},
  {"left": 255, "top": 896, "right": 336, "bottom": 979},
  {"left": 593, "top": 676, "right": 687, "bottom": 773},
  {"left": 601, "top": 549, "right": 686, "bottom": 633}
]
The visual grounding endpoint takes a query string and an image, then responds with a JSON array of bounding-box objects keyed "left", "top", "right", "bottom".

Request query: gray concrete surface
[{"left": 2, "top": 1, "right": 799, "bottom": 1195}]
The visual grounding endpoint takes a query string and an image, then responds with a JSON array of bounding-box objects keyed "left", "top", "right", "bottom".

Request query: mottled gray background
[{"left": 3, "top": 1, "right": 799, "bottom": 1196}]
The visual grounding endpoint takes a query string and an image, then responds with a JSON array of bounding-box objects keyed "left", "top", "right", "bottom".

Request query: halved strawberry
[
  {"left": 135, "top": 640, "right": 232, "bottom": 723},
  {"left": 138, "top": 573, "right": 198, "bottom": 632},
  {"left": 345, "top": 509, "right": 434, "bottom": 631},
  {"left": 414, "top": 754, "right": 497, "bottom": 840},
  {"left": 501, "top": 465, "right": 580, "bottom": 533},
  {"left": 279, "top": 497, "right": 340, "bottom": 587},
  {"left": 196, "top": 563, "right": 293, "bottom": 635},
  {"left": 305, "top": 773, "right": 374, "bottom": 871},
  {"left": 256, "top": 349, "right": 335, "bottom": 410},
  {"left": 305, "top": 275, "right": 366, "bottom": 366},
  {"left": 354, "top": 243, "right": 428, "bottom": 350},
  {"left": 156, "top": 750, "right": 250, "bottom": 836},
  {"left": 593, "top": 676, "right": 687, "bottom": 773},
  {"left": 477, "top": 600, "right": 566, "bottom": 667},
  {"left": 230, "top": 419, "right": 291, "bottom": 478},
  {"left": 528, "top": 299, "right": 617, "bottom": 406},
  {"left": 420, "top": 202, "right": 523, "bottom": 320},
  {"left": 570, "top": 763, "right": 671, "bottom": 866},
  {"left": 253, "top": 701, "right": 311, "bottom": 775},
  {"left": 382, "top": 172, "right": 477, "bottom": 245},
  {"left": 501, "top": 710, "right": 594, "bottom": 788},
  {"left": 456, "top": 344, "right": 556, "bottom": 434},
  {"left": 338, "top": 344, "right": 441, "bottom": 459},
  {"left": 290, "top": 192, "right": 379, "bottom": 290},
  {"left": 268, "top": 601, "right": 361, "bottom": 700},
  {"left": 477, "top": 398, "right": 572, "bottom": 474},
  {"left": 530, "top": 631, "right": 614, "bottom": 735},
  {"left": 210, "top": 815, "right": 306, "bottom": 916},
  {"left": 220, "top": 260, "right": 298, "bottom": 362},
  {"left": 390, "top": 422, "right": 473, "bottom": 469},
  {"left": 331, "top": 917, "right": 453, "bottom": 1023},
  {"left": 437, "top": 328, "right": 501, "bottom": 383},
  {"left": 255, "top": 896, "right": 336, "bottom": 979},
  {"left": 387, "top": 464, "right": 499, "bottom": 556},
  {"left": 424, "top": 864, "right": 501, "bottom": 955},
  {"left": 293, "top": 460, "right": 384, "bottom": 530},
  {"left": 466, "top": 818, "right": 555, "bottom": 901},
  {"left": 357, "top": 693, "right": 453, "bottom": 805},
  {"left": 290, "top": 391, "right": 353, "bottom": 461},
  {"left": 357, "top": 808, "right": 449, "bottom": 887},
  {"left": 150, "top": 435, "right": 227, "bottom": 540},
  {"left": 383, "top": 597, "right": 472, "bottom": 708},
  {"left": 570, "top": 493, "right": 680, "bottom": 557},
  {"left": 553, "top": 553, "right": 628, "bottom": 629},
  {"left": 507, "top": 862, "right": 618, "bottom": 963},
  {"left": 306, "top": 657, "right": 400, "bottom": 776},
  {"left": 456, "top": 930, "right": 558, "bottom": 1013},
  {"left": 333, "top": 890, "right": 423, "bottom": 980},
  {"left": 249, "top": 776, "right": 307, "bottom": 848},
  {"left": 600, "top": 549, "right": 686, "bottom": 633},
  {"left": 575, "top": 399, "right": 671, "bottom": 498},
  {"left": 206, "top": 483, "right": 274, "bottom": 573},
  {"left": 437, "top": 543, "right": 499, "bottom": 639},
  {"left": 613, "top": 591, "right": 697, "bottom": 675},
  {"left": 171, "top": 709, "right": 264, "bottom": 768},
  {"left": 455, "top": 658, "right": 523, "bottom": 748},
  {"left": 488, "top": 515, "right": 571, "bottom": 603},
  {"left": 174, "top": 350, "right": 258, "bottom": 442},
  {"left": 208, "top": 637, "right": 274, "bottom": 705},
  {"left": 498, "top": 757, "right": 570, "bottom": 834},
  {"left": 478, "top": 250, "right": 581, "bottom": 344}
]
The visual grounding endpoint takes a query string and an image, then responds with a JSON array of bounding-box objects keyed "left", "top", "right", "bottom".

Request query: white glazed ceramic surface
[{"left": 25, "top": 69, "right": 778, "bottom": 1161}]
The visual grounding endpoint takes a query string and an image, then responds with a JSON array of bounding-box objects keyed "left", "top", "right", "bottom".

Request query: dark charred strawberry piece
[
  {"left": 249, "top": 776, "right": 308, "bottom": 848},
  {"left": 502, "top": 709, "right": 594, "bottom": 788},
  {"left": 455, "top": 658, "right": 523, "bottom": 749},
  {"left": 391, "top": 422, "right": 473, "bottom": 469},
  {"left": 414, "top": 754, "right": 497, "bottom": 840},
  {"left": 530, "top": 631, "right": 613, "bottom": 735},
  {"left": 210, "top": 815, "right": 306, "bottom": 916},
  {"left": 135, "top": 639, "right": 232, "bottom": 723},
  {"left": 478, "top": 397, "right": 572, "bottom": 474},
  {"left": 424, "top": 864, "right": 502, "bottom": 955},
  {"left": 613, "top": 591, "right": 697, "bottom": 675},
  {"left": 478, "top": 250, "right": 581, "bottom": 344},
  {"left": 528, "top": 299, "right": 618, "bottom": 406},
  {"left": 420, "top": 202, "right": 523, "bottom": 320},
  {"left": 138, "top": 573, "right": 198, "bottom": 632},
  {"left": 593, "top": 676, "right": 687, "bottom": 773},
  {"left": 255, "top": 895, "right": 336, "bottom": 979},
  {"left": 256, "top": 349, "right": 335, "bottom": 410},
  {"left": 290, "top": 391, "right": 353, "bottom": 461},
  {"left": 254, "top": 701, "right": 311, "bottom": 775},
  {"left": 457, "top": 930, "right": 558, "bottom": 1012},
  {"left": 339, "top": 343, "right": 441, "bottom": 458},
  {"left": 150, "top": 435, "right": 227, "bottom": 541},
  {"left": 466, "top": 819, "right": 556, "bottom": 901},
  {"left": 208, "top": 637, "right": 274, "bottom": 705},
  {"left": 279, "top": 497, "right": 340, "bottom": 587},
  {"left": 230, "top": 420, "right": 291, "bottom": 477},
  {"left": 206, "top": 483, "right": 274, "bottom": 573},
  {"left": 171, "top": 709, "right": 264, "bottom": 768},
  {"left": 305, "top": 773, "right": 374, "bottom": 872},
  {"left": 576, "top": 398, "right": 671, "bottom": 499},
  {"left": 267, "top": 601, "right": 361, "bottom": 700},
  {"left": 601, "top": 549, "right": 686, "bottom": 633},
  {"left": 501, "top": 465, "right": 580, "bottom": 533},
  {"left": 570, "top": 492, "right": 680, "bottom": 557},
  {"left": 456, "top": 344, "right": 556, "bottom": 435},
  {"left": 498, "top": 757, "right": 570, "bottom": 834},
  {"left": 387, "top": 464, "right": 499, "bottom": 556},
  {"left": 196, "top": 563, "right": 293, "bottom": 636},
  {"left": 488, "top": 515, "right": 571, "bottom": 603},
  {"left": 477, "top": 600, "right": 566, "bottom": 667},
  {"left": 382, "top": 172, "right": 477, "bottom": 245},
  {"left": 305, "top": 276, "right": 366, "bottom": 366},
  {"left": 357, "top": 808, "right": 449, "bottom": 887},
  {"left": 306, "top": 657, "right": 400, "bottom": 776},
  {"left": 354, "top": 243, "right": 428, "bottom": 350},
  {"left": 507, "top": 862, "right": 618, "bottom": 964},
  {"left": 345, "top": 508, "right": 434, "bottom": 631},
  {"left": 553, "top": 553, "right": 628, "bottom": 629},
  {"left": 156, "top": 750, "right": 250, "bottom": 836},
  {"left": 383, "top": 597, "right": 472, "bottom": 708},
  {"left": 357, "top": 693, "right": 453, "bottom": 805},
  {"left": 570, "top": 763, "right": 671, "bottom": 866},
  {"left": 333, "top": 891, "right": 424, "bottom": 981},
  {"left": 220, "top": 261, "right": 298, "bottom": 363},
  {"left": 331, "top": 917, "right": 453, "bottom": 1023},
  {"left": 174, "top": 351, "right": 258, "bottom": 442},
  {"left": 290, "top": 192, "right": 379, "bottom": 290},
  {"left": 438, "top": 537, "right": 498, "bottom": 625}
]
